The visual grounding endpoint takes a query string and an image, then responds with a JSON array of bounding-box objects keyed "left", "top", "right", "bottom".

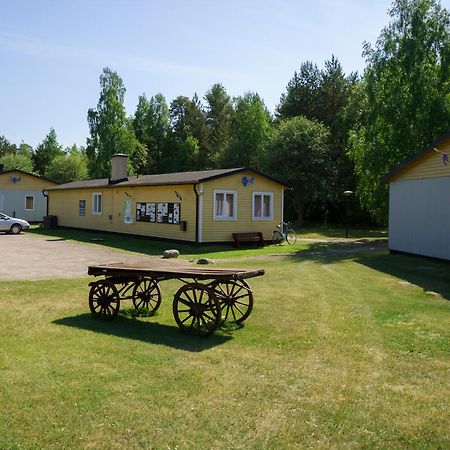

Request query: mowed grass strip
[
  {"left": 28, "top": 226, "right": 312, "bottom": 259},
  {"left": 0, "top": 250, "right": 449, "bottom": 449}
]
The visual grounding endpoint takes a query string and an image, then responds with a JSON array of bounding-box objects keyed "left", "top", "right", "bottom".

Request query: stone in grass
[
  {"left": 197, "top": 258, "right": 214, "bottom": 265},
  {"left": 163, "top": 249, "right": 180, "bottom": 259}
]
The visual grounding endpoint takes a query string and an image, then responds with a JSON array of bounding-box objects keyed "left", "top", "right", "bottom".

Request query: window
[
  {"left": 92, "top": 193, "right": 102, "bottom": 215},
  {"left": 25, "top": 195, "right": 34, "bottom": 211},
  {"left": 123, "top": 200, "right": 133, "bottom": 224},
  {"left": 79, "top": 200, "right": 86, "bottom": 216},
  {"left": 214, "top": 190, "right": 237, "bottom": 221},
  {"left": 252, "top": 192, "right": 273, "bottom": 220}
]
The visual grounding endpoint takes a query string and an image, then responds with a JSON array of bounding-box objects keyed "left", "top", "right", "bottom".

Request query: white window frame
[
  {"left": 252, "top": 192, "right": 273, "bottom": 221},
  {"left": 25, "top": 195, "right": 35, "bottom": 211},
  {"left": 92, "top": 192, "right": 102, "bottom": 215},
  {"left": 213, "top": 190, "right": 237, "bottom": 221}
]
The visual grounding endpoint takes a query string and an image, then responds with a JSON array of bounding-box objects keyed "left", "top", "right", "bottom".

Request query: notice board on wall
[
  {"left": 136, "top": 202, "right": 180, "bottom": 224},
  {"left": 157, "top": 202, "right": 180, "bottom": 224},
  {"left": 136, "top": 202, "right": 156, "bottom": 222}
]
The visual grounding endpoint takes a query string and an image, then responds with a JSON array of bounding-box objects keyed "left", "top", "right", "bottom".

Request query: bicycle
[{"left": 272, "top": 222, "right": 297, "bottom": 245}]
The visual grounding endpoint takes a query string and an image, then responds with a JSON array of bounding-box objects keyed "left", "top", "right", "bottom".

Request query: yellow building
[
  {"left": 384, "top": 133, "right": 450, "bottom": 260},
  {"left": 0, "top": 169, "right": 57, "bottom": 221},
  {"left": 47, "top": 154, "right": 287, "bottom": 244}
]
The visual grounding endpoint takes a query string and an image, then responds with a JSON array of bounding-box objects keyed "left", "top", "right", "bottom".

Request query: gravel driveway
[{"left": 0, "top": 233, "right": 158, "bottom": 281}]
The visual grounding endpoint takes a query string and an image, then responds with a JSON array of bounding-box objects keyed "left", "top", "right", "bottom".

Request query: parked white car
[{"left": 0, "top": 213, "right": 30, "bottom": 234}]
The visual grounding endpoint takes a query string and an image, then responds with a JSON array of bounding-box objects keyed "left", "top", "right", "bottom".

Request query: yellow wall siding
[
  {"left": 49, "top": 185, "right": 197, "bottom": 241},
  {"left": 201, "top": 172, "right": 283, "bottom": 242},
  {"left": 0, "top": 171, "right": 56, "bottom": 190},
  {"left": 391, "top": 139, "right": 450, "bottom": 181}
]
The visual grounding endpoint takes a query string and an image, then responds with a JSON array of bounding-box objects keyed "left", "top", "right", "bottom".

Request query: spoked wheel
[
  {"left": 286, "top": 228, "right": 297, "bottom": 245},
  {"left": 272, "top": 230, "right": 283, "bottom": 245},
  {"left": 173, "top": 283, "right": 221, "bottom": 336},
  {"left": 211, "top": 280, "right": 254, "bottom": 323},
  {"left": 132, "top": 278, "right": 162, "bottom": 313},
  {"left": 89, "top": 279, "right": 120, "bottom": 319}
]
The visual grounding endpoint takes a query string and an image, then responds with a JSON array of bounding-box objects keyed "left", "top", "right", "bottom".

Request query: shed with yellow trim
[
  {"left": 47, "top": 154, "right": 288, "bottom": 244},
  {"left": 0, "top": 169, "right": 57, "bottom": 221},
  {"left": 383, "top": 133, "right": 450, "bottom": 260}
]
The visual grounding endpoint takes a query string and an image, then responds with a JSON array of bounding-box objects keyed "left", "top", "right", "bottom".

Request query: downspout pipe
[
  {"left": 42, "top": 189, "right": 49, "bottom": 217},
  {"left": 193, "top": 183, "right": 200, "bottom": 246}
]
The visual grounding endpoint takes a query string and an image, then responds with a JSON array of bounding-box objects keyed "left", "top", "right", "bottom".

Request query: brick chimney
[{"left": 110, "top": 153, "right": 128, "bottom": 183}]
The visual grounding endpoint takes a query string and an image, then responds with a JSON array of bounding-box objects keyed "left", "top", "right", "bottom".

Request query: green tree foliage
[
  {"left": 18, "top": 142, "right": 34, "bottom": 157},
  {"left": 348, "top": 0, "right": 450, "bottom": 223},
  {"left": 277, "top": 61, "right": 321, "bottom": 120},
  {"left": 277, "top": 57, "right": 360, "bottom": 222},
  {"left": 222, "top": 93, "right": 273, "bottom": 168},
  {"left": 46, "top": 144, "right": 88, "bottom": 184},
  {"left": 262, "top": 116, "right": 331, "bottom": 225},
  {"left": 32, "top": 128, "right": 64, "bottom": 176},
  {"left": 86, "top": 68, "right": 141, "bottom": 178},
  {"left": 169, "top": 94, "right": 209, "bottom": 170},
  {"left": 0, "top": 152, "right": 33, "bottom": 172},
  {"left": 0, "top": 136, "right": 18, "bottom": 158},
  {"left": 132, "top": 93, "right": 171, "bottom": 173},
  {"left": 204, "top": 83, "right": 234, "bottom": 164}
]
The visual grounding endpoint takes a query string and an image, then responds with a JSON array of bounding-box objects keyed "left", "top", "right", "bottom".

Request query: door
[{"left": 0, "top": 213, "right": 9, "bottom": 231}]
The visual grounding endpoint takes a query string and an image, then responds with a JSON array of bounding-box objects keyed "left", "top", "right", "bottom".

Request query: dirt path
[
  {"left": 0, "top": 234, "right": 159, "bottom": 281},
  {"left": 0, "top": 234, "right": 388, "bottom": 281}
]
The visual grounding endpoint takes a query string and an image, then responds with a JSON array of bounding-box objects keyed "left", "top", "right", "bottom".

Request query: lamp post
[{"left": 343, "top": 190, "right": 353, "bottom": 238}]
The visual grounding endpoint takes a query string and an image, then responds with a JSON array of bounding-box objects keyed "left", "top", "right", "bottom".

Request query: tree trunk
[{"left": 296, "top": 200, "right": 304, "bottom": 227}]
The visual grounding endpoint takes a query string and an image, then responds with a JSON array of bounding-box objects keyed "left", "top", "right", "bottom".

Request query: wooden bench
[{"left": 232, "top": 232, "right": 264, "bottom": 248}]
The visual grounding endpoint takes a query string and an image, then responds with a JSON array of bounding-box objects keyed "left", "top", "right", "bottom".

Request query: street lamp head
[{"left": 343, "top": 190, "right": 353, "bottom": 197}]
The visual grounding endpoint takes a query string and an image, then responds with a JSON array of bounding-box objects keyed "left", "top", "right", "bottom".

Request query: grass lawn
[
  {"left": 28, "top": 225, "right": 386, "bottom": 260},
  {"left": 0, "top": 244, "right": 449, "bottom": 448},
  {"left": 300, "top": 223, "right": 387, "bottom": 240}
]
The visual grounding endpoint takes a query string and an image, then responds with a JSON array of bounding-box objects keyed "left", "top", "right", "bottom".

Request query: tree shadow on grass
[
  {"left": 355, "top": 252, "right": 450, "bottom": 301},
  {"left": 29, "top": 227, "right": 236, "bottom": 258},
  {"left": 285, "top": 240, "right": 388, "bottom": 265},
  {"left": 285, "top": 241, "right": 450, "bottom": 300},
  {"left": 53, "top": 314, "right": 233, "bottom": 352}
]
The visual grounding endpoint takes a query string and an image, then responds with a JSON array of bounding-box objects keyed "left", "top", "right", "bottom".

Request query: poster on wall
[
  {"left": 157, "top": 202, "right": 180, "bottom": 224},
  {"left": 124, "top": 201, "right": 133, "bottom": 224},
  {"left": 136, "top": 202, "right": 156, "bottom": 222}
]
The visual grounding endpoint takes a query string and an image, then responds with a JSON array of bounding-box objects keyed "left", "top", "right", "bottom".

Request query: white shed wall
[
  {"left": 389, "top": 177, "right": 450, "bottom": 260},
  {"left": 0, "top": 189, "right": 48, "bottom": 222}
]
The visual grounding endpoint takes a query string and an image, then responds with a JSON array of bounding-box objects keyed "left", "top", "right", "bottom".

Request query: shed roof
[
  {"left": 47, "top": 167, "right": 288, "bottom": 191},
  {"left": 382, "top": 131, "right": 450, "bottom": 182}
]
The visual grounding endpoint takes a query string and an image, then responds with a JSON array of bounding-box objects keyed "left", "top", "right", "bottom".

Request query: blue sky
[{"left": 1, "top": 0, "right": 401, "bottom": 148}]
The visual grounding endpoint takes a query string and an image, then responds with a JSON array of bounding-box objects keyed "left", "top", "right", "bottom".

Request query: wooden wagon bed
[
  {"left": 88, "top": 261, "right": 264, "bottom": 281},
  {"left": 87, "top": 261, "right": 265, "bottom": 336}
]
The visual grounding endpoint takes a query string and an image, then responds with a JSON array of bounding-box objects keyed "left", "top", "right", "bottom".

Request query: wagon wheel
[
  {"left": 211, "top": 279, "right": 253, "bottom": 323},
  {"left": 173, "top": 283, "right": 221, "bottom": 336},
  {"left": 132, "top": 278, "right": 162, "bottom": 313},
  {"left": 89, "top": 279, "right": 120, "bottom": 319}
]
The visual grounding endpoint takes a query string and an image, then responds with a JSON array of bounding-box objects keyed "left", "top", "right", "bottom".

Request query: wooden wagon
[{"left": 87, "top": 261, "right": 265, "bottom": 336}]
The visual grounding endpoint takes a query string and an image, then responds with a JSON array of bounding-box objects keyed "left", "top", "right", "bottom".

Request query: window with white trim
[
  {"left": 214, "top": 190, "right": 237, "bottom": 221},
  {"left": 252, "top": 192, "right": 273, "bottom": 220},
  {"left": 92, "top": 193, "right": 102, "bottom": 215},
  {"left": 25, "top": 195, "right": 34, "bottom": 211}
]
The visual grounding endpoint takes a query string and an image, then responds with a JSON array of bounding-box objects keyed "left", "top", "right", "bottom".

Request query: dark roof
[
  {"left": 382, "top": 131, "right": 450, "bottom": 182},
  {"left": 47, "top": 167, "right": 289, "bottom": 191},
  {"left": 0, "top": 169, "right": 57, "bottom": 184}
]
